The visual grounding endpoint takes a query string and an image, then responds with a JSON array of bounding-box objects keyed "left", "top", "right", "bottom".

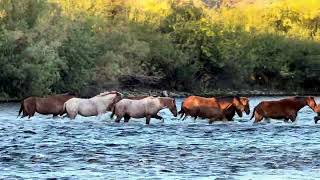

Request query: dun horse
[
  {"left": 126, "top": 96, "right": 164, "bottom": 120},
  {"left": 110, "top": 97, "right": 177, "bottom": 124},
  {"left": 179, "top": 96, "right": 245, "bottom": 122},
  {"left": 18, "top": 93, "right": 75, "bottom": 118},
  {"left": 250, "top": 96, "right": 316, "bottom": 123},
  {"left": 63, "top": 91, "right": 123, "bottom": 119}
]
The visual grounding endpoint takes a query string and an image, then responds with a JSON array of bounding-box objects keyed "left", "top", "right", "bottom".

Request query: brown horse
[
  {"left": 179, "top": 96, "right": 245, "bottom": 122},
  {"left": 110, "top": 97, "right": 177, "bottom": 124},
  {"left": 194, "top": 104, "right": 233, "bottom": 124},
  {"left": 250, "top": 96, "right": 317, "bottom": 123},
  {"left": 18, "top": 93, "right": 75, "bottom": 118},
  {"left": 215, "top": 96, "right": 250, "bottom": 121}
]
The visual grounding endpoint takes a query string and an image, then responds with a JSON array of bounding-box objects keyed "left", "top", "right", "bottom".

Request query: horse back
[
  {"left": 115, "top": 98, "right": 150, "bottom": 118},
  {"left": 183, "top": 96, "right": 219, "bottom": 109}
]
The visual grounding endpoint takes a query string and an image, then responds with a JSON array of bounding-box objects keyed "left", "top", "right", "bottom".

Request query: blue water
[{"left": 0, "top": 97, "right": 320, "bottom": 179}]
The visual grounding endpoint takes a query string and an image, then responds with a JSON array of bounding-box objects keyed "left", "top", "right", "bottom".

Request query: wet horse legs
[
  {"left": 152, "top": 114, "right": 163, "bottom": 120},
  {"left": 314, "top": 116, "right": 320, "bottom": 124},
  {"left": 124, "top": 114, "right": 130, "bottom": 123},
  {"left": 146, "top": 115, "right": 151, "bottom": 125},
  {"left": 253, "top": 112, "right": 263, "bottom": 123},
  {"left": 115, "top": 116, "right": 122, "bottom": 123}
]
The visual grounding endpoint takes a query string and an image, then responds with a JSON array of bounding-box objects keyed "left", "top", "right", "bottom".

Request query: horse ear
[{"left": 116, "top": 92, "right": 123, "bottom": 98}]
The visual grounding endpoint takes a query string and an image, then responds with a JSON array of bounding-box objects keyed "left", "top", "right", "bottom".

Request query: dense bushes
[{"left": 0, "top": 0, "right": 320, "bottom": 98}]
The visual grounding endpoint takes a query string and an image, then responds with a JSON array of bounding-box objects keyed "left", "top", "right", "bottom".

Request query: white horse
[
  {"left": 110, "top": 96, "right": 178, "bottom": 124},
  {"left": 63, "top": 91, "right": 123, "bottom": 119}
]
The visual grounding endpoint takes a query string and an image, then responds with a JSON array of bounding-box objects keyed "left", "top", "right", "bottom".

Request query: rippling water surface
[{"left": 1, "top": 97, "right": 320, "bottom": 179}]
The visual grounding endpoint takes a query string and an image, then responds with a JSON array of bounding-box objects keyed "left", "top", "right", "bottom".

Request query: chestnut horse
[
  {"left": 214, "top": 96, "right": 250, "bottom": 121},
  {"left": 63, "top": 91, "right": 123, "bottom": 119},
  {"left": 18, "top": 93, "right": 75, "bottom": 118},
  {"left": 110, "top": 97, "right": 177, "bottom": 124},
  {"left": 179, "top": 96, "right": 245, "bottom": 122},
  {"left": 250, "top": 96, "right": 316, "bottom": 123}
]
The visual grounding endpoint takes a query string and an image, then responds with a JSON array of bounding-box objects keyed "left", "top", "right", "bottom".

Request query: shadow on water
[{"left": 0, "top": 97, "right": 320, "bottom": 179}]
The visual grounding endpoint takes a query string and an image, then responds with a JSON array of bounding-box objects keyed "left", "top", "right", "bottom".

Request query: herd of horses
[{"left": 17, "top": 91, "right": 320, "bottom": 124}]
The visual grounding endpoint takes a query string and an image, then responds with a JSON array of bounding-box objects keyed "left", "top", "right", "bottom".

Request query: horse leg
[
  {"left": 152, "top": 114, "right": 164, "bottom": 123},
  {"left": 209, "top": 118, "right": 215, "bottom": 124},
  {"left": 28, "top": 110, "right": 35, "bottom": 119},
  {"left": 21, "top": 111, "right": 28, "bottom": 118},
  {"left": 124, "top": 114, "right": 130, "bottom": 123},
  {"left": 289, "top": 114, "right": 297, "bottom": 123},
  {"left": 145, "top": 115, "right": 151, "bottom": 125},
  {"left": 179, "top": 112, "right": 185, "bottom": 119},
  {"left": 68, "top": 112, "right": 77, "bottom": 120},
  {"left": 115, "top": 115, "right": 122, "bottom": 123},
  {"left": 253, "top": 112, "right": 263, "bottom": 123},
  {"left": 152, "top": 114, "right": 163, "bottom": 120},
  {"left": 193, "top": 116, "right": 197, "bottom": 122},
  {"left": 182, "top": 115, "right": 188, "bottom": 121}
]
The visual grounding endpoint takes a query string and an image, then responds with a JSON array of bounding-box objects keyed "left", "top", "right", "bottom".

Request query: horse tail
[
  {"left": 250, "top": 106, "right": 257, "bottom": 120},
  {"left": 17, "top": 101, "right": 24, "bottom": 118},
  {"left": 178, "top": 101, "right": 185, "bottom": 118},
  {"left": 178, "top": 108, "right": 184, "bottom": 115},
  {"left": 61, "top": 102, "right": 67, "bottom": 116},
  {"left": 110, "top": 106, "right": 116, "bottom": 119}
]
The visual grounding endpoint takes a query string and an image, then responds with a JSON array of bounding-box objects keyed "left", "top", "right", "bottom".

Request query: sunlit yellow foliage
[
  {"left": 126, "top": 0, "right": 172, "bottom": 25},
  {"left": 209, "top": 0, "right": 320, "bottom": 41},
  {"left": 0, "top": 10, "right": 6, "bottom": 19},
  {"left": 47, "top": 0, "right": 319, "bottom": 40},
  {"left": 49, "top": 0, "right": 118, "bottom": 19}
]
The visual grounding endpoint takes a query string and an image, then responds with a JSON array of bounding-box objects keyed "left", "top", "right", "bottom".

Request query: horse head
[
  {"left": 101, "top": 91, "right": 123, "bottom": 111},
  {"left": 306, "top": 96, "right": 317, "bottom": 111},
  {"left": 240, "top": 97, "right": 250, "bottom": 115},
  {"left": 231, "top": 96, "right": 245, "bottom": 116},
  {"left": 161, "top": 97, "right": 178, "bottom": 117}
]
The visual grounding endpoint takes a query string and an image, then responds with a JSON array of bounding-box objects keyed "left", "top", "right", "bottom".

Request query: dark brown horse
[
  {"left": 18, "top": 93, "right": 75, "bottom": 118},
  {"left": 250, "top": 96, "right": 316, "bottom": 123},
  {"left": 178, "top": 96, "right": 245, "bottom": 122}
]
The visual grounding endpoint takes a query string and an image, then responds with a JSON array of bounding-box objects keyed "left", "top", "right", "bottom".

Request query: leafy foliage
[{"left": 0, "top": 0, "right": 320, "bottom": 98}]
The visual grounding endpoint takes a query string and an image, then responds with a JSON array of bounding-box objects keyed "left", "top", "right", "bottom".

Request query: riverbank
[
  {"left": 1, "top": 87, "right": 320, "bottom": 103},
  {"left": 121, "top": 88, "right": 320, "bottom": 98}
]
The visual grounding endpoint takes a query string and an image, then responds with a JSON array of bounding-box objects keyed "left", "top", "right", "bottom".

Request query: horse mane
[
  {"left": 217, "top": 96, "right": 240, "bottom": 101},
  {"left": 290, "top": 96, "right": 308, "bottom": 101},
  {"left": 96, "top": 91, "right": 122, "bottom": 97},
  {"left": 158, "top": 97, "right": 175, "bottom": 105},
  {"left": 293, "top": 96, "right": 309, "bottom": 99}
]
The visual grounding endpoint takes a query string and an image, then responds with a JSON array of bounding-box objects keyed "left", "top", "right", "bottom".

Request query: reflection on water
[{"left": 0, "top": 97, "right": 320, "bottom": 179}]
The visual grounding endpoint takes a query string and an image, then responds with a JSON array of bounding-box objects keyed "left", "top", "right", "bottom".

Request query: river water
[{"left": 0, "top": 97, "right": 320, "bottom": 179}]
